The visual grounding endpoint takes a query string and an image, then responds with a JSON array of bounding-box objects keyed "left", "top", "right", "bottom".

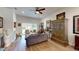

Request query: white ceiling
[{"left": 14, "top": 7, "right": 61, "bottom": 19}]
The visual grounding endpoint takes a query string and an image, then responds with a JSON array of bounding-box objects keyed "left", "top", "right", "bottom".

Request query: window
[{"left": 22, "top": 23, "right": 37, "bottom": 34}]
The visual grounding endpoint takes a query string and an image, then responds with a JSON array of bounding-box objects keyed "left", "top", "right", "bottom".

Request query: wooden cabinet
[
  {"left": 75, "top": 35, "right": 79, "bottom": 50},
  {"left": 51, "top": 19, "right": 68, "bottom": 46}
]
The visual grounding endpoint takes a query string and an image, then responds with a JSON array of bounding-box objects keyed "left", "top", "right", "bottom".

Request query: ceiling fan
[{"left": 35, "top": 7, "right": 45, "bottom": 14}]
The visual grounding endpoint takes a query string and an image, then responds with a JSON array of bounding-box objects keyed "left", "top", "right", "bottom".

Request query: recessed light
[{"left": 22, "top": 11, "right": 24, "bottom": 14}]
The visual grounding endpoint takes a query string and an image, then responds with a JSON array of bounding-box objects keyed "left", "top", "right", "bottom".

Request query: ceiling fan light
[{"left": 36, "top": 11, "right": 39, "bottom": 14}]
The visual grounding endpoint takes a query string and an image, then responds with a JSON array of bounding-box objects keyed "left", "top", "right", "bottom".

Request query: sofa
[{"left": 25, "top": 33, "right": 48, "bottom": 46}]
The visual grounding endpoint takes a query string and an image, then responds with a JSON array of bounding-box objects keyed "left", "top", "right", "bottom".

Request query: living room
[{"left": 0, "top": 7, "right": 79, "bottom": 51}]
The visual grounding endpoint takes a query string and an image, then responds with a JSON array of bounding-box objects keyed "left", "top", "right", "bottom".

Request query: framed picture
[
  {"left": 56, "top": 12, "right": 65, "bottom": 20},
  {"left": 18, "top": 23, "right": 21, "bottom": 27},
  {"left": 0, "top": 17, "right": 3, "bottom": 28},
  {"left": 14, "top": 22, "right": 16, "bottom": 28},
  {"left": 73, "top": 15, "right": 79, "bottom": 34}
]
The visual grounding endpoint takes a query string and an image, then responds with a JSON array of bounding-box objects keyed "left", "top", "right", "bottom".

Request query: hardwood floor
[
  {"left": 5, "top": 37, "right": 26, "bottom": 51},
  {"left": 27, "top": 40, "right": 75, "bottom": 51},
  {"left": 5, "top": 36, "right": 75, "bottom": 51}
]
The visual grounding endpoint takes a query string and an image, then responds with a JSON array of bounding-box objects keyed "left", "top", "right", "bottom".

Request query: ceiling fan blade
[
  {"left": 36, "top": 7, "right": 45, "bottom": 11},
  {"left": 39, "top": 11, "right": 43, "bottom": 14},
  {"left": 39, "top": 8, "right": 45, "bottom": 11}
]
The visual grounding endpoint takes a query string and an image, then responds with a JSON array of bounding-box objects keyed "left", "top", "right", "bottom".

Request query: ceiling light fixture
[
  {"left": 35, "top": 11, "right": 39, "bottom": 14},
  {"left": 22, "top": 11, "right": 24, "bottom": 14}
]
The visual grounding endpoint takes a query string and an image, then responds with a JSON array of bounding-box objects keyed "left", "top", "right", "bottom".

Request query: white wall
[
  {"left": 0, "top": 8, "right": 16, "bottom": 47},
  {"left": 16, "top": 14, "right": 41, "bottom": 34},
  {"left": 41, "top": 7, "right": 79, "bottom": 46}
]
